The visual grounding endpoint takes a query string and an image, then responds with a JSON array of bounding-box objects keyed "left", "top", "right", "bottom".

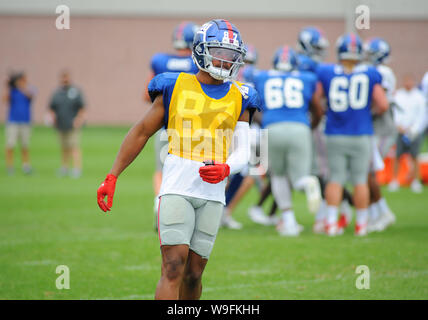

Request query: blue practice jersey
[
  {"left": 317, "top": 63, "right": 382, "bottom": 135},
  {"left": 297, "top": 53, "right": 318, "bottom": 73},
  {"left": 148, "top": 72, "right": 260, "bottom": 127},
  {"left": 253, "top": 69, "right": 317, "bottom": 128},
  {"left": 151, "top": 53, "right": 199, "bottom": 75}
]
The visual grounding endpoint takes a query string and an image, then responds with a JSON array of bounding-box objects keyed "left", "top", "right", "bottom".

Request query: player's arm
[
  {"left": 309, "top": 82, "right": 324, "bottom": 129},
  {"left": 371, "top": 83, "right": 389, "bottom": 115},
  {"left": 97, "top": 95, "right": 164, "bottom": 212}
]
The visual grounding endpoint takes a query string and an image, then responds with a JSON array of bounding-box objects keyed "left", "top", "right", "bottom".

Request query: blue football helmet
[
  {"left": 244, "top": 44, "right": 258, "bottom": 64},
  {"left": 192, "top": 19, "right": 246, "bottom": 80},
  {"left": 336, "top": 33, "right": 363, "bottom": 61},
  {"left": 297, "top": 26, "right": 329, "bottom": 61},
  {"left": 364, "top": 37, "right": 391, "bottom": 65},
  {"left": 172, "top": 22, "right": 199, "bottom": 50},
  {"left": 272, "top": 45, "right": 298, "bottom": 72}
]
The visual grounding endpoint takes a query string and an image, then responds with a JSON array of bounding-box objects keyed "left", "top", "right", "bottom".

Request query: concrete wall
[
  {"left": 1, "top": 0, "right": 428, "bottom": 19},
  {"left": 1, "top": 15, "right": 427, "bottom": 125}
]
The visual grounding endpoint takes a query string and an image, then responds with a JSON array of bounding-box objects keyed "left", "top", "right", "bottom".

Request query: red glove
[
  {"left": 199, "top": 161, "right": 230, "bottom": 184},
  {"left": 97, "top": 174, "right": 117, "bottom": 212}
]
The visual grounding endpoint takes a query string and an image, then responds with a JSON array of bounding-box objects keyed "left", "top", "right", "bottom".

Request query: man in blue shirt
[
  {"left": 317, "top": 33, "right": 389, "bottom": 236},
  {"left": 3, "top": 72, "right": 35, "bottom": 175}
]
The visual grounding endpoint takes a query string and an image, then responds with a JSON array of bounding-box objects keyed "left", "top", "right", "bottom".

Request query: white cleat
[
  {"left": 304, "top": 176, "right": 322, "bottom": 214},
  {"left": 388, "top": 180, "right": 400, "bottom": 192},
  {"left": 248, "top": 206, "right": 272, "bottom": 226},
  {"left": 378, "top": 209, "right": 396, "bottom": 230},
  {"left": 277, "top": 221, "right": 303, "bottom": 237},
  {"left": 410, "top": 180, "right": 423, "bottom": 194},
  {"left": 325, "top": 223, "right": 339, "bottom": 236},
  {"left": 355, "top": 223, "right": 368, "bottom": 236}
]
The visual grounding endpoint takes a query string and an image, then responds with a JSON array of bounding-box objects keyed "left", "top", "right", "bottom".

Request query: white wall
[{"left": 0, "top": 0, "right": 427, "bottom": 19}]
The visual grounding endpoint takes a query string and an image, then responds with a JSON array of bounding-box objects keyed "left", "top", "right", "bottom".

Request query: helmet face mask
[{"left": 192, "top": 20, "right": 246, "bottom": 81}]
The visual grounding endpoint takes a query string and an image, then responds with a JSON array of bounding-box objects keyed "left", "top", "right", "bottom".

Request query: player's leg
[
  {"left": 388, "top": 134, "right": 405, "bottom": 191},
  {"left": 222, "top": 173, "right": 245, "bottom": 229},
  {"left": 180, "top": 249, "right": 208, "bottom": 300},
  {"left": 409, "top": 134, "right": 424, "bottom": 193},
  {"left": 325, "top": 136, "right": 347, "bottom": 235},
  {"left": 248, "top": 175, "right": 276, "bottom": 226},
  {"left": 223, "top": 174, "right": 255, "bottom": 229},
  {"left": 156, "top": 244, "right": 189, "bottom": 300},
  {"left": 288, "top": 123, "right": 321, "bottom": 214},
  {"left": 267, "top": 123, "right": 299, "bottom": 236},
  {"left": 155, "top": 194, "right": 196, "bottom": 299},
  {"left": 185, "top": 197, "right": 223, "bottom": 299},
  {"left": 349, "top": 136, "right": 372, "bottom": 236}
]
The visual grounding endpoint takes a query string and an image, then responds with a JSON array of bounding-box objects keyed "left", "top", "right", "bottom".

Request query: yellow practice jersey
[{"left": 167, "top": 73, "right": 243, "bottom": 163}]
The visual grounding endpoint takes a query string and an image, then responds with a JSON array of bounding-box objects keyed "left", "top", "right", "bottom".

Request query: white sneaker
[
  {"left": 355, "top": 223, "right": 368, "bottom": 236},
  {"left": 248, "top": 206, "right": 272, "bottom": 226},
  {"left": 325, "top": 222, "right": 339, "bottom": 236},
  {"left": 221, "top": 213, "right": 243, "bottom": 230},
  {"left": 367, "top": 216, "right": 384, "bottom": 233},
  {"left": 388, "top": 180, "right": 400, "bottom": 192},
  {"left": 410, "top": 180, "right": 423, "bottom": 194},
  {"left": 378, "top": 209, "right": 396, "bottom": 230},
  {"left": 304, "top": 176, "right": 322, "bottom": 214},
  {"left": 277, "top": 220, "right": 302, "bottom": 237}
]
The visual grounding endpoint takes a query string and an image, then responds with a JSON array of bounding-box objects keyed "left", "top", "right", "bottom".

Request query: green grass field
[{"left": 1, "top": 125, "right": 428, "bottom": 300}]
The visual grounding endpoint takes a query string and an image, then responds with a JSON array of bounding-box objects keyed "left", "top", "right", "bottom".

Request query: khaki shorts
[
  {"left": 157, "top": 194, "right": 223, "bottom": 259},
  {"left": 58, "top": 129, "right": 80, "bottom": 149},
  {"left": 6, "top": 123, "right": 31, "bottom": 148}
]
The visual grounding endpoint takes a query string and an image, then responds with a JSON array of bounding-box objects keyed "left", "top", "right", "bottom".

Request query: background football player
[
  {"left": 317, "top": 33, "right": 389, "bottom": 236},
  {"left": 252, "top": 45, "right": 323, "bottom": 236},
  {"left": 363, "top": 37, "right": 398, "bottom": 232}
]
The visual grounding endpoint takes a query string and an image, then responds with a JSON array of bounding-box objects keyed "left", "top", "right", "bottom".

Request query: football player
[
  {"left": 317, "top": 33, "right": 389, "bottom": 236},
  {"left": 97, "top": 19, "right": 260, "bottom": 299},
  {"left": 143, "top": 22, "right": 199, "bottom": 228},
  {"left": 363, "top": 37, "right": 397, "bottom": 232},
  {"left": 296, "top": 26, "right": 329, "bottom": 73},
  {"left": 296, "top": 27, "right": 355, "bottom": 234},
  {"left": 253, "top": 45, "right": 323, "bottom": 236}
]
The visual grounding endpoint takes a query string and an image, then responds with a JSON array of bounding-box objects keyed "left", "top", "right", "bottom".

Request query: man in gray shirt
[{"left": 49, "top": 70, "right": 85, "bottom": 178}]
